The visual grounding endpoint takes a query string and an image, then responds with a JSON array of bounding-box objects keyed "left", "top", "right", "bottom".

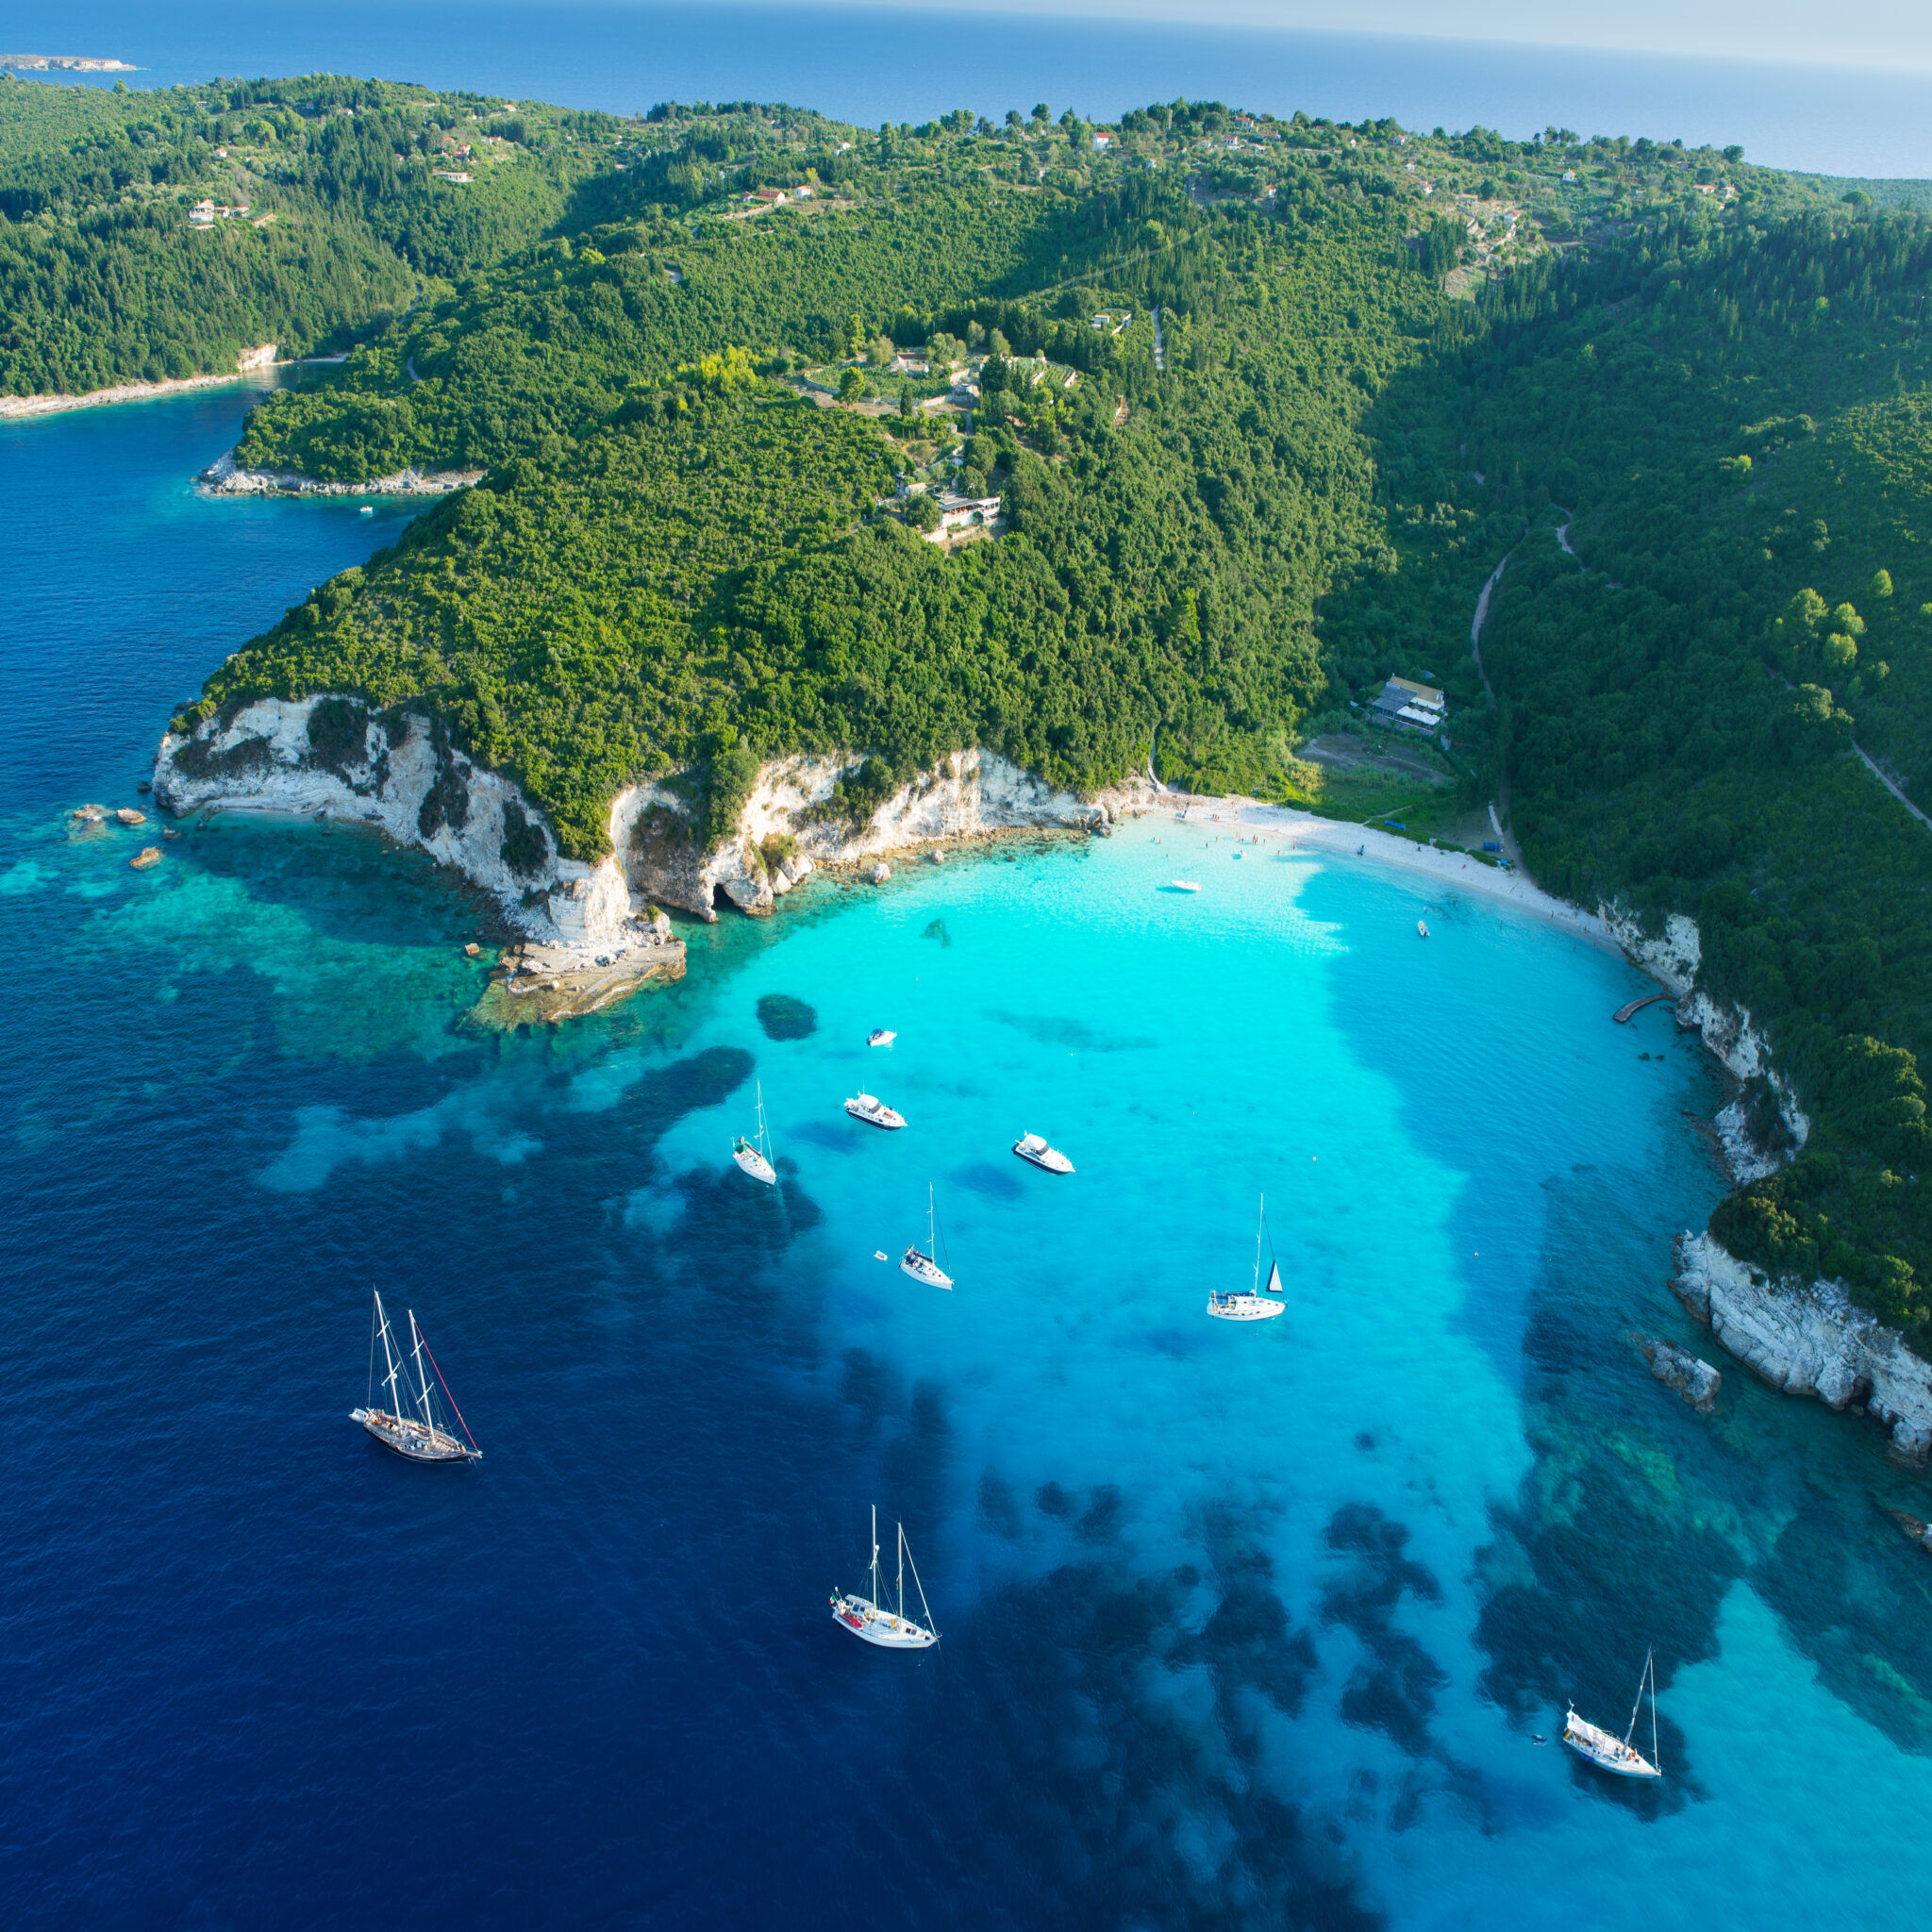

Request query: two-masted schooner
[
  {"left": 830, "top": 1506, "right": 939, "bottom": 1649},
  {"left": 351, "top": 1290, "right": 482, "bottom": 1464}
]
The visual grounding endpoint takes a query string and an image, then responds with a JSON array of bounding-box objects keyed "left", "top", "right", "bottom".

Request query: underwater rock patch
[{"left": 756, "top": 992, "right": 817, "bottom": 1041}]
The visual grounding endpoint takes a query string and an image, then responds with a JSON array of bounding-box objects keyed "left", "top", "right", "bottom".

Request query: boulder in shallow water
[
  {"left": 128, "top": 846, "right": 162, "bottom": 870},
  {"left": 464, "top": 942, "right": 481, "bottom": 958},
  {"left": 1639, "top": 1335, "right": 1722, "bottom": 1413},
  {"left": 117, "top": 808, "right": 146, "bottom": 825},
  {"left": 869, "top": 861, "right": 891, "bottom": 883}
]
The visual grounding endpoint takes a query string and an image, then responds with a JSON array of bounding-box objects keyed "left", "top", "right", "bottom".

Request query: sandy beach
[
  {"left": 1120, "top": 791, "right": 1622, "bottom": 958},
  {"left": 0, "top": 344, "right": 286, "bottom": 421}
]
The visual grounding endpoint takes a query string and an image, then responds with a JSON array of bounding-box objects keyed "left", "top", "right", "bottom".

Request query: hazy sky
[{"left": 817, "top": 0, "right": 1932, "bottom": 73}]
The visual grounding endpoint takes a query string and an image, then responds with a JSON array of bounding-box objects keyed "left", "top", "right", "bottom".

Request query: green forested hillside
[
  {"left": 0, "top": 72, "right": 608, "bottom": 390},
  {"left": 21, "top": 74, "right": 1932, "bottom": 1325},
  {"left": 1336, "top": 210, "right": 1932, "bottom": 1329}
]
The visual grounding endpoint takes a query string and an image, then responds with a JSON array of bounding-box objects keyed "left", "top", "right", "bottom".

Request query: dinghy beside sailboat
[{"left": 351, "top": 1291, "right": 482, "bottom": 1464}]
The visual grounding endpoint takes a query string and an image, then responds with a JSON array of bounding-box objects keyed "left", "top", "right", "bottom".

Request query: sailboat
[
  {"left": 351, "top": 1290, "right": 482, "bottom": 1463},
  {"left": 732, "top": 1080, "right": 777, "bottom": 1185},
  {"left": 1207, "top": 1192, "right": 1285, "bottom": 1322},
  {"left": 901, "top": 1184, "right": 954, "bottom": 1289},
  {"left": 1563, "top": 1650, "right": 1663, "bottom": 1779},
  {"left": 830, "top": 1506, "right": 939, "bottom": 1648}
]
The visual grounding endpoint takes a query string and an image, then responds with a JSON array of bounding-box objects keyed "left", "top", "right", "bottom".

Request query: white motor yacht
[
  {"left": 867, "top": 1027, "right": 897, "bottom": 1046},
  {"left": 1171, "top": 879, "right": 1201, "bottom": 892},
  {"left": 1012, "top": 1132, "right": 1074, "bottom": 1174},
  {"left": 831, "top": 1507, "right": 939, "bottom": 1649},
  {"left": 845, "top": 1091, "right": 906, "bottom": 1129}
]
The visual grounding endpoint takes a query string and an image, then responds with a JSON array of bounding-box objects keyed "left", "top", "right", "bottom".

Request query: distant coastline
[{"left": 0, "top": 54, "right": 137, "bottom": 74}]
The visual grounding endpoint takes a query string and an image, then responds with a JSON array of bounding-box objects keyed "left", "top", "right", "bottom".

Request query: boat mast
[
  {"left": 1624, "top": 1648, "right": 1654, "bottom": 1755},
  {"left": 896, "top": 1522, "right": 907, "bottom": 1621},
  {"left": 757, "top": 1081, "right": 768, "bottom": 1158},
  {"left": 367, "top": 1293, "right": 378, "bottom": 1407},
  {"left": 870, "top": 1504, "right": 881, "bottom": 1608},
  {"left": 408, "top": 1310, "right": 438, "bottom": 1433},
  {"left": 1253, "top": 1191, "right": 1265, "bottom": 1294},
  {"left": 903, "top": 1527, "right": 936, "bottom": 1638},
  {"left": 374, "top": 1291, "right": 405, "bottom": 1418}
]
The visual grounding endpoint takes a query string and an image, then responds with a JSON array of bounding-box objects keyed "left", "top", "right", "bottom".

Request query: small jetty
[{"left": 1613, "top": 991, "right": 1675, "bottom": 1024}]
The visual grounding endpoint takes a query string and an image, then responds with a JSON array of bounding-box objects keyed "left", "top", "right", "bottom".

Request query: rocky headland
[{"left": 152, "top": 696, "right": 1110, "bottom": 1011}]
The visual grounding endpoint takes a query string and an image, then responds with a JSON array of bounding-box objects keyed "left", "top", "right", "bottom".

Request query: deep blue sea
[
  {"left": 9, "top": 0, "right": 1932, "bottom": 178},
  {"left": 8, "top": 388, "right": 1932, "bottom": 1926}
]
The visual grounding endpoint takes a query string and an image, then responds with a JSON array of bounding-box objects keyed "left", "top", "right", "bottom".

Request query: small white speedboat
[
  {"left": 845, "top": 1091, "right": 906, "bottom": 1129},
  {"left": 1171, "top": 879, "right": 1201, "bottom": 892},
  {"left": 1013, "top": 1132, "right": 1074, "bottom": 1174},
  {"left": 831, "top": 1507, "right": 938, "bottom": 1649},
  {"left": 868, "top": 1027, "right": 897, "bottom": 1047},
  {"left": 1418, "top": 920, "right": 1430, "bottom": 939},
  {"left": 1564, "top": 1651, "right": 1663, "bottom": 1779}
]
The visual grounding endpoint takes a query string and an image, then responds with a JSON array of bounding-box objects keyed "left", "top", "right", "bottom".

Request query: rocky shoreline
[
  {"left": 1673, "top": 1231, "right": 1932, "bottom": 1461},
  {"left": 196, "top": 450, "right": 485, "bottom": 498},
  {"left": 2, "top": 343, "right": 281, "bottom": 420}
]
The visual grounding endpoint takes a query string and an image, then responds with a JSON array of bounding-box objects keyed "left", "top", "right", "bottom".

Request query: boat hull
[
  {"left": 733, "top": 1145, "right": 776, "bottom": 1185},
  {"left": 1013, "top": 1139, "right": 1074, "bottom": 1174},
  {"left": 831, "top": 1592, "right": 937, "bottom": 1648},
  {"left": 1562, "top": 1714, "right": 1660, "bottom": 1778},
  {"left": 352, "top": 1407, "right": 478, "bottom": 1463},
  {"left": 900, "top": 1249, "right": 953, "bottom": 1290},
  {"left": 1206, "top": 1294, "right": 1284, "bottom": 1323}
]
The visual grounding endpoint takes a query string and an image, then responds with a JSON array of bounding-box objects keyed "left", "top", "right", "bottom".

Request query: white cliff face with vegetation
[
  {"left": 154, "top": 695, "right": 645, "bottom": 955},
  {"left": 619, "top": 747, "right": 1108, "bottom": 921},
  {"left": 1674, "top": 1232, "right": 1932, "bottom": 1460},
  {"left": 1594, "top": 907, "right": 1932, "bottom": 1443},
  {"left": 156, "top": 707, "right": 1108, "bottom": 950}
]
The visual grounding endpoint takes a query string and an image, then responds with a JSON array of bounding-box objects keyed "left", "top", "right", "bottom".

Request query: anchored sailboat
[
  {"left": 901, "top": 1184, "right": 954, "bottom": 1289},
  {"left": 733, "top": 1080, "right": 777, "bottom": 1186},
  {"left": 351, "top": 1291, "right": 482, "bottom": 1464},
  {"left": 831, "top": 1506, "right": 939, "bottom": 1648},
  {"left": 1563, "top": 1650, "right": 1662, "bottom": 1779},
  {"left": 1207, "top": 1192, "right": 1285, "bottom": 1322}
]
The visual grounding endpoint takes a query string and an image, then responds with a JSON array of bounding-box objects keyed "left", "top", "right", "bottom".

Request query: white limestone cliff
[
  {"left": 617, "top": 748, "right": 1108, "bottom": 921},
  {"left": 156, "top": 710, "right": 1108, "bottom": 948},
  {"left": 1672, "top": 1231, "right": 1932, "bottom": 1461},
  {"left": 153, "top": 695, "right": 649, "bottom": 958}
]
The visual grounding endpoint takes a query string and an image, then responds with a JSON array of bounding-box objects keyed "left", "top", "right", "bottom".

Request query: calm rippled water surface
[{"left": 5, "top": 390, "right": 1931, "bottom": 1928}]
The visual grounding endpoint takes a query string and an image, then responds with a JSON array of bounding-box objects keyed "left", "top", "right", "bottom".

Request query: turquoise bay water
[{"left": 7, "top": 391, "right": 1932, "bottom": 1924}]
